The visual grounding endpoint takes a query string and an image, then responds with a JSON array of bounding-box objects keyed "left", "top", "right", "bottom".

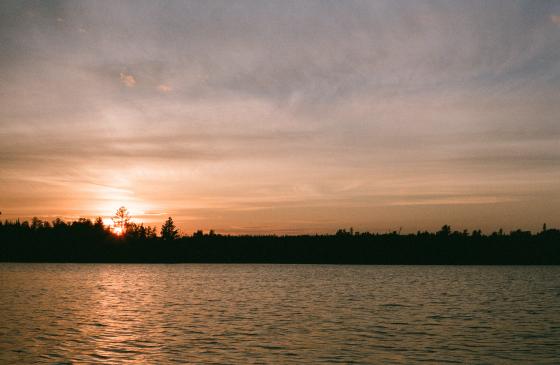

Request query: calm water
[{"left": 1, "top": 264, "right": 560, "bottom": 364}]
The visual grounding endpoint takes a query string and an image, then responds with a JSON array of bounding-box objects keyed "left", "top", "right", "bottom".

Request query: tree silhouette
[
  {"left": 161, "top": 216, "right": 179, "bottom": 240},
  {"left": 437, "top": 225, "right": 451, "bottom": 237},
  {"left": 1, "top": 216, "right": 560, "bottom": 263},
  {"left": 94, "top": 216, "right": 104, "bottom": 227},
  {"left": 112, "top": 206, "right": 130, "bottom": 234}
]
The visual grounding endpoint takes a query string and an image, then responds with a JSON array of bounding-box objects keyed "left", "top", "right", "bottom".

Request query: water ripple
[{"left": 1, "top": 264, "right": 560, "bottom": 364}]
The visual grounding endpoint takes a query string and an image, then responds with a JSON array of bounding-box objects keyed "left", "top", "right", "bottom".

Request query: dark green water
[{"left": 1, "top": 264, "right": 559, "bottom": 364}]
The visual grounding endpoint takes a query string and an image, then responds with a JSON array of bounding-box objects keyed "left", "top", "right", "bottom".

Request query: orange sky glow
[{"left": 1, "top": 1, "right": 559, "bottom": 234}]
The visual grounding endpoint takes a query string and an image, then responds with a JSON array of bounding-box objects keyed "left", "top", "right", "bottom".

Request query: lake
[{"left": 1, "top": 264, "right": 559, "bottom": 364}]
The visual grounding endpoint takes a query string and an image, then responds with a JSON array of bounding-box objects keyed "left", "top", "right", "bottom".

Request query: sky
[{"left": 1, "top": 0, "right": 559, "bottom": 234}]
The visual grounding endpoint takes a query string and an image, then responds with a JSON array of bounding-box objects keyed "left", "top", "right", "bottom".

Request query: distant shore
[{"left": 1, "top": 219, "right": 559, "bottom": 264}]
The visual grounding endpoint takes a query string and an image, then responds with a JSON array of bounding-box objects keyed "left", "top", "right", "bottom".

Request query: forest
[{"left": 1, "top": 212, "right": 559, "bottom": 264}]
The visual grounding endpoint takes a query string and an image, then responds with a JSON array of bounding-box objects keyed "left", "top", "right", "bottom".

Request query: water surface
[{"left": 1, "top": 264, "right": 559, "bottom": 363}]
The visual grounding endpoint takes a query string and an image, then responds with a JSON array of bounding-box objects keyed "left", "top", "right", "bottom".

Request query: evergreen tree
[{"left": 161, "top": 217, "right": 179, "bottom": 240}]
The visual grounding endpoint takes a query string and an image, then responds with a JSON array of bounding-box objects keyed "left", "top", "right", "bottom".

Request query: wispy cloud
[
  {"left": 119, "top": 71, "right": 136, "bottom": 87},
  {"left": 388, "top": 196, "right": 518, "bottom": 207},
  {"left": 157, "top": 84, "right": 172, "bottom": 93}
]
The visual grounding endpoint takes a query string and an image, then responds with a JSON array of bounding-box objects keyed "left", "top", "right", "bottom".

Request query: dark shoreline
[
  {"left": 2, "top": 219, "right": 559, "bottom": 264},
  {"left": 2, "top": 234, "right": 560, "bottom": 264},
  {"left": 2, "top": 261, "right": 560, "bottom": 265}
]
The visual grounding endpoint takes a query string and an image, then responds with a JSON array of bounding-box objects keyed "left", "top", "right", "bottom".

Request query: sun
[{"left": 101, "top": 217, "right": 124, "bottom": 236}]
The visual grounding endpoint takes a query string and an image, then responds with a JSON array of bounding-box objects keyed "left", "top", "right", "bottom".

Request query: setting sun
[
  {"left": 112, "top": 226, "right": 123, "bottom": 236},
  {"left": 101, "top": 217, "right": 122, "bottom": 235}
]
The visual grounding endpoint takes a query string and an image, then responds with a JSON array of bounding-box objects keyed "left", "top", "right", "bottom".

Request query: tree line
[{"left": 0, "top": 209, "right": 559, "bottom": 264}]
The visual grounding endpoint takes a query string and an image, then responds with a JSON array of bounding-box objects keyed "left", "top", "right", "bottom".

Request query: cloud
[
  {"left": 157, "top": 84, "right": 172, "bottom": 93},
  {"left": 388, "top": 195, "right": 518, "bottom": 207},
  {"left": 1, "top": 1, "right": 559, "bottom": 233},
  {"left": 119, "top": 72, "right": 136, "bottom": 87}
]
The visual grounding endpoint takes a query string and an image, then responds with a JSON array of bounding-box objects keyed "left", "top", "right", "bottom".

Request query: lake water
[{"left": 1, "top": 264, "right": 559, "bottom": 364}]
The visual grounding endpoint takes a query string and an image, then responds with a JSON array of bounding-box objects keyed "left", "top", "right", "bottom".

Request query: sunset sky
[{"left": 1, "top": 1, "right": 559, "bottom": 234}]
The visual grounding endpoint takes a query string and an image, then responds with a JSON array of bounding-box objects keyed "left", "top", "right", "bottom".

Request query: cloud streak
[
  {"left": 157, "top": 84, "right": 172, "bottom": 93},
  {"left": 119, "top": 71, "right": 136, "bottom": 87}
]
